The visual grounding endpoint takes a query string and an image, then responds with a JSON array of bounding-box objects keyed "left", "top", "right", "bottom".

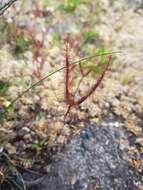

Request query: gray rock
[
  {"left": 27, "top": 122, "right": 141, "bottom": 190},
  {"left": 125, "top": 0, "right": 143, "bottom": 10}
]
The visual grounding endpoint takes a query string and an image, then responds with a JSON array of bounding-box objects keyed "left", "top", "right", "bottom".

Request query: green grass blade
[{"left": 2, "top": 50, "right": 121, "bottom": 117}]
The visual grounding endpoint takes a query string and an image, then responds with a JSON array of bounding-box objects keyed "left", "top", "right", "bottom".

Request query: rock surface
[{"left": 26, "top": 120, "right": 142, "bottom": 190}]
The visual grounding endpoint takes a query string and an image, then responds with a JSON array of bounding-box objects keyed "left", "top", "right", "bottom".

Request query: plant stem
[
  {"left": 3, "top": 51, "right": 120, "bottom": 114},
  {"left": 5, "top": 66, "right": 66, "bottom": 112}
]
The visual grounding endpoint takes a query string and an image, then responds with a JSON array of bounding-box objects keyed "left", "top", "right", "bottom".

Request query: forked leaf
[
  {"left": 92, "top": 66, "right": 101, "bottom": 78},
  {"left": 1, "top": 50, "right": 120, "bottom": 122}
]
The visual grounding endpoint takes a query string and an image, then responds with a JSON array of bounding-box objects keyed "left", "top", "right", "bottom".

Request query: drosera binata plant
[
  {"left": 63, "top": 37, "right": 115, "bottom": 119},
  {"left": 0, "top": 37, "right": 120, "bottom": 123}
]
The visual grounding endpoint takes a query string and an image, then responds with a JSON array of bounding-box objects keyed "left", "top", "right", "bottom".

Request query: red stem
[
  {"left": 64, "top": 38, "right": 75, "bottom": 105},
  {"left": 74, "top": 55, "right": 112, "bottom": 105}
]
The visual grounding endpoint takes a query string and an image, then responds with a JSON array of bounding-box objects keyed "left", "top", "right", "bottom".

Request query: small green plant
[
  {"left": 0, "top": 21, "right": 6, "bottom": 34},
  {"left": 31, "top": 137, "right": 47, "bottom": 152},
  {"left": 0, "top": 81, "right": 9, "bottom": 96},
  {"left": 83, "top": 31, "right": 100, "bottom": 43},
  {"left": 81, "top": 31, "right": 102, "bottom": 49},
  {"left": 2, "top": 20, "right": 31, "bottom": 56},
  {"left": 58, "top": 0, "right": 78, "bottom": 12},
  {"left": 15, "top": 36, "right": 30, "bottom": 54},
  {"left": 58, "top": 0, "right": 89, "bottom": 13}
]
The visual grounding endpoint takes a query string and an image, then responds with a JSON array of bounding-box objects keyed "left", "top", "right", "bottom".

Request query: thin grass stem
[{"left": 1, "top": 51, "right": 121, "bottom": 118}]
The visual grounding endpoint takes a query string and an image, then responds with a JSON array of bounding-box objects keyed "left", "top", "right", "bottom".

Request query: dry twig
[{"left": 0, "top": 0, "right": 18, "bottom": 16}]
